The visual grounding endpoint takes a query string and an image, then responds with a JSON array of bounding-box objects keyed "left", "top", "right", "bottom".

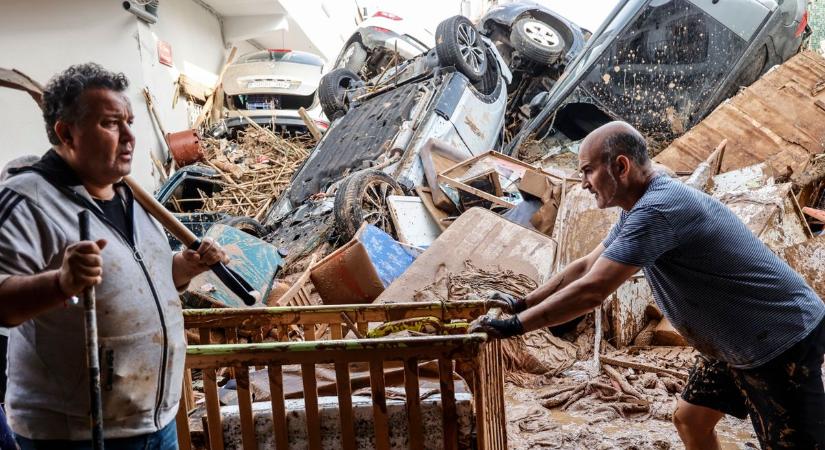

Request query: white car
[
  {"left": 334, "top": 11, "right": 436, "bottom": 80},
  {"left": 221, "top": 49, "right": 329, "bottom": 135}
]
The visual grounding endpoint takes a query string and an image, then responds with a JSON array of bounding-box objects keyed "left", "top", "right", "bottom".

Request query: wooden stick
[
  {"left": 339, "top": 312, "right": 365, "bottom": 339},
  {"left": 298, "top": 107, "right": 322, "bottom": 141},
  {"left": 601, "top": 355, "right": 688, "bottom": 381},
  {"left": 603, "top": 364, "right": 648, "bottom": 401},
  {"left": 195, "top": 47, "right": 237, "bottom": 129}
]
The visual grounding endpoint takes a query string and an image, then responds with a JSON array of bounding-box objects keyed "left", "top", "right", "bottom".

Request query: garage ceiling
[{"left": 200, "top": 0, "right": 286, "bottom": 17}]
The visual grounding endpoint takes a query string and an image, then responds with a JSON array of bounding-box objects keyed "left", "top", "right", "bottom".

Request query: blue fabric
[
  {"left": 14, "top": 419, "right": 177, "bottom": 450},
  {"left": 602, "top": 175, "right": 825, "bottom": 369},
  {"left": 0, "top": 407, "right": 16, "bottom": 450}
]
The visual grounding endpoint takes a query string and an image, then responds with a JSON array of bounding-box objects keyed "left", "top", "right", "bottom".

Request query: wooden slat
[
  {"left": 331, "top": 323, "right": 343, "bottom": 340},
  {"left": 235, "top": 366, "right": 258, "bottom": 450},
  {"left": 404, "top": 358, "right": 424, "bottom": 450},
  {"left": 203, "top": 367, "right": 223, "bottom": 450},
  {"left": 200, "top": 328, "right": 225, "bottom": 450},
  {"left": 183, "top": 369, "right": 195, "bottom": 412},
  {"left": 335, "top": 362, "right": 356, "bottom": 450},
  {"left": 176, "top": 396, "right": 193, "bottom": 450},
  {"left": 369, "top": 360, "right": 391, "bottom": 450},
  {"left": 302, "top": 363, "right": 322, "bottom": 450},
  {"left": 268, "top": 364, "right": 289, "bottom": 450},
  {"left": 438, "top": 358, "right": 458, "bottom": 450},
  {"left": 304, "top": 322, "right": 316, "bottom": 341}
]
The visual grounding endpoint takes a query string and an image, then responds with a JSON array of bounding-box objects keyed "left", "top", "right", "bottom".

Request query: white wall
[{"left": 0, "top": 0, "right": 227, "bottom": 191}]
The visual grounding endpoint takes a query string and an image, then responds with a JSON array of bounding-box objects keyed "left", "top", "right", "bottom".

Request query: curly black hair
[{"left": 41, "top": 63, "right": 129, "bottom": 145}]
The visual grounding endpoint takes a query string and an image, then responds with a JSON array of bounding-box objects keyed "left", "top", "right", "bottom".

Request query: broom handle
[{"left": 79, "top": 210, "right": 105, "bottom": 450}]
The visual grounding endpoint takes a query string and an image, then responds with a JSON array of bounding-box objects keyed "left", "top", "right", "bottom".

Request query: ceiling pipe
[{"left": 123, "top": 1, "right": 157, "bottom": 24}]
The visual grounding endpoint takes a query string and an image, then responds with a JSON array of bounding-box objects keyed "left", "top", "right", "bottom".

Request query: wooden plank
[
  {"left": 235, "top": 366, "right": 258, "bottom": 450},
  {"left": 268, "top": 365, "right": 289, "bottom": 450},
  {"left": 301, "top": 363, "right": 322, "bottom": 450},
  {"left": 335, "top": 362, "right": 356, "bottom": 450},
  {"left": 415, "top": 186, "right": 451, "bottom": 231},
  {"left": 183, "top": 369, "right": 195, "bottom": 412},
  {"left": 438, "top": 358, "right": 458, "bottom": 450},
  {"left": 199, "top": 328, "right": 225, "bottom": 450},
  {"left": 182, "top": 301, "right": 491, "bottom": 328},
  {"left": 437, "top": 174, "right": 515, "bottom": 209},
  {"left": 195, "top": 46, "right": 237, "bottom": 129},
  {"left": 176, "top": 396, "right": 193, "bottom": 450},
  {"left": 404, "top": 358, "right": 424, "bottom": 450},
  {"left": 298, "top": 106, "right": 322, "bottom": 140},
  {"left": 202, "top": 368, "right": 224, "bottom": 450},
  {"left": 331, "top": 323, "right": 343, "bottom": 340},
  {"left": 369, "top": 360, "right": 391, "bottom": 450}
]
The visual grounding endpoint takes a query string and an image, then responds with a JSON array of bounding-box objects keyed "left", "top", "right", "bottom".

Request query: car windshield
[
  {"left": 236, "top": 50, "right": 324, "bottom": 67},
  {"left": 514, "top": 0, "right": 755, "bottom": 149}
]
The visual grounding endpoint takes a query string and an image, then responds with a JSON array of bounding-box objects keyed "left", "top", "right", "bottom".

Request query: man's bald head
[{"left": 582, "top": 121, "right": 650, "bottom": 168}]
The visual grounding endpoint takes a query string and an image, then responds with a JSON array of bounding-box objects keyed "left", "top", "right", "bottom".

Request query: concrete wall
[{"left": 0, "top": 0, "right": 227, "bottom": 190}]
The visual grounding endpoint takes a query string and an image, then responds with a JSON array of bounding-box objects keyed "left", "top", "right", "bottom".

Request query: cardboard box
[{"left": 519, "top": 169, "right": 557, "bottom": 200}]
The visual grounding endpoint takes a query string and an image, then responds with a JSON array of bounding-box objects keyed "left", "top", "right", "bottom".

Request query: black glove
[
  {"left": 468, "top": 315, "right": 525, "bottom": 339},
  {"left": 488, "top": 291, "right": 528, "bottom": 314}
]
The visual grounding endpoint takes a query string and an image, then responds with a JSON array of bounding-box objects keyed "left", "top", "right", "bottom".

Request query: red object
[
  {"left": 373, "top": 11, "right": 402, "bottom": 20},
  {"left": 796, "top": 10, "right": 808, "bottom": 38},
  {"left": 268, "top": 48, "right": 291, "bottom": 53},
  {"left": 167, "top": 130, "right": 203, "bottom": 166},
  {"left": 157, "top": 40, "right": 173, "bottom": 67},
  {"left": 369, "top": 26, "right": 392, "bottom": 34},
  {"left": 315, "top": 120, "right": 329, "bottom": 130}
]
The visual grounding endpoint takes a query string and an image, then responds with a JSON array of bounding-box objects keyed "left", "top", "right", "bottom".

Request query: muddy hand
[
  {"left": 180, "top": 238, "right": 229, "bottom": 273},
  {"left": 487, "top": 291, "right": 527, "bottom": 314},
  {"left": 59, "top": 239, "right": 108, "bottom": 296},
  {"left": 468, "top": 315, "right": 525, "bottom": 339}
]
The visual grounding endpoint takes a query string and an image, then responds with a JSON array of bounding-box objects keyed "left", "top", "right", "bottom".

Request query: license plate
[{"left": 247, "top": 80, "right": 291, "bottom": 89}]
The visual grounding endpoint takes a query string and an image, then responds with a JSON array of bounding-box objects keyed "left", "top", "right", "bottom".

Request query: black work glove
[
  {"left": 468, "top": 315, "right": 525, "bottom": 339},
  {"left": 488, "top": 291, "right": 528, "bottom": 314}
]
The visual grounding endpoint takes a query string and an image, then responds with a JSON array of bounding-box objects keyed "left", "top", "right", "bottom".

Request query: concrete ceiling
[{"left": 200, "top": 0, "right": 286, "bottom": 16}]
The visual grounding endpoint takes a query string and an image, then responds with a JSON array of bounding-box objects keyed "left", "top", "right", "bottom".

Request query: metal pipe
[
  {"left": 122, "top": 1, "right": 157, "bottom": 24},
  {"left": 79, "top": 210, "right": 105, "bottom": 450}
]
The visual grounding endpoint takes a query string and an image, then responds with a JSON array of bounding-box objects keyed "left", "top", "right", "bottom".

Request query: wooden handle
[{"left": 122, "top": 176, "right": 198, "bottom": 246}]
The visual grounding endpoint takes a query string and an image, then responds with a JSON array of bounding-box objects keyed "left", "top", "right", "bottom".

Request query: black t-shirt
[{"left": 94, "top": 193, "right": 133, "bottom": 245}]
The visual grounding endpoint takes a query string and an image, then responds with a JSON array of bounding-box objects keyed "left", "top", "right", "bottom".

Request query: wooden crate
[{"left": 177, "top": 301, "right": 506, "bottom": 450}]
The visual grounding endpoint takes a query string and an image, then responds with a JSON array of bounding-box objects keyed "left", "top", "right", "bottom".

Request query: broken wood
[
  {"left": 603, "top": 364, "right": 647, "bottom": 402},
  {"left": 601, "top": 355, "right": 688, "bottom": 381},
  {"left": 195, "top": 46, "right": 237, "bottom": 130},
  {"left": 0, "top": 68, "right": 43, "bottom": 108},
  {"left": 298, "top": 107, "right": 322, "bottom": 141}
]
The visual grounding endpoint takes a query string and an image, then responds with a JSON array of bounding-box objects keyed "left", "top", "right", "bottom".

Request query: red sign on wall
[{"left": 158, "top": 40, "right": 173, "bottom": 67}]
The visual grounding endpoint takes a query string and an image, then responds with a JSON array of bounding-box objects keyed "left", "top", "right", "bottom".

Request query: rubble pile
[{"left": 194, "top": 128, "right": 312, "bottom": 219}]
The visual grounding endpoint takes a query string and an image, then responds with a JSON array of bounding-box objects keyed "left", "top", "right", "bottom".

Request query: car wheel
[
  {"left": 435, "top": 15, "right": 487, "bottom": 82},
  {"left": 216, "top": 216, "right": 269, "bottom": 238},
  {"left": 334, "top": 169, "right": 403, "bottom": 241},
  {"left": 319, "top": 68, "right": 362, "bottom": 121},
  {"left": 509, "top": 17, "right": 566, "bottom": 65},
  {"left": 337, "top": 40, "right": 368, "bottom": 75}
]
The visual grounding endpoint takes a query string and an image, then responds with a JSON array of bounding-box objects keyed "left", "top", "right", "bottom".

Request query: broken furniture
[
  {"left": 186, "top": 224, "right": 284, "bottom": 308},
  {"left": 376, "top": 208, "right": 558, "bottom": 305},
  {"left": 176, "top": 301, "right": 507, "bottom": 450},
  {"left": 436, "top": 151, "right": 562, "bottom": 212},
  {"left": 310, "top": 224, "right": 417, "bottom": 305},
  {"left": 386, "top": 195, "right": 442, "bottom": 247}
]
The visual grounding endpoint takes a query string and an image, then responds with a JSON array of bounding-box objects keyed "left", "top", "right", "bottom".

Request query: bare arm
[
  {"left": 523, "top": 243, "right": 606, "bottom": 308},
  {"left": 517, "top": 256, "right": 639, "bottom": 332}
]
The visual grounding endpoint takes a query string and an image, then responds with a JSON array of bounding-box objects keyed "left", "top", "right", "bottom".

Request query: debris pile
[{"left": 195, "top": 129, "right": 311, "bottom": 219}]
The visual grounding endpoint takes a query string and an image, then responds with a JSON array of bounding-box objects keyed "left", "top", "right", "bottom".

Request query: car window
[
  {"left": 577, "top": 0, "right": 748, "bottom": 136},
  {"left": 236, "top": 50, "right": 324, "bottom": 67}
]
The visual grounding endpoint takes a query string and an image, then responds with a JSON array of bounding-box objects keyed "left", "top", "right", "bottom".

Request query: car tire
[
  {"left": 333, "top": 169, "right": 403, "bottom": 241},
  {"left": 336, "top": 40, "right": 369, "bottom": 75},
  {"left": 319, "top": 68, "right": 362, "bottom": 121},
  {"left": 216, "top": 216, "right": 268, "bottom": 238},
  {"left": 435, "top": 15, "right": 487, "bottom": 82},
  {"left": 509, "top": 17, "right": 566, "bottom": 65}
]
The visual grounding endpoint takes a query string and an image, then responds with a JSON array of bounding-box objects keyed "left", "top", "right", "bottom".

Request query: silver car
[{"left": 222, "top": 49, "right": 329, "bottom": 135}]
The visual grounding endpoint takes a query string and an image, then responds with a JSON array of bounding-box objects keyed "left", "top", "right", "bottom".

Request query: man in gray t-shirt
[{"left": 471, "top": 121, "right": 825, "bottom": 449}]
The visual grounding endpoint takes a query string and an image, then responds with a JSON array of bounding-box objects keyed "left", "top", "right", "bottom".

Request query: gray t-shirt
[{"left": 602, "top": 175, "right": 824, "bottom": 368}]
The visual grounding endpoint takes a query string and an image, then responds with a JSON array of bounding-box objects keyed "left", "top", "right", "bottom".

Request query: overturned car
[{"left": 262, "top": 15, "right": 511, "bottom": 260}]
